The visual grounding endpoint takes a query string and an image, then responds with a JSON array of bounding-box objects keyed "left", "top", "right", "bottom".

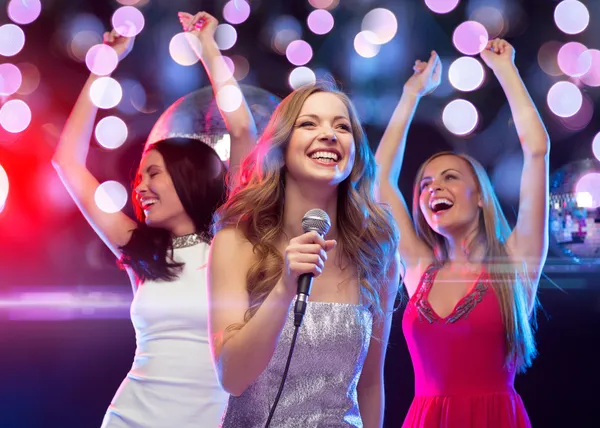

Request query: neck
[
  {"left": 282, "top": 177, "right": 338, "bottom": 240},
  {"left": 443, "top": 223, "right": 484, "bottom": 267},
  {"left": 166, "top": 216, "right": 196, "bottom": 238}
]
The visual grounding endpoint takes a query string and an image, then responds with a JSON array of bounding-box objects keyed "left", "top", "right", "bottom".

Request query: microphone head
[{"left": 302, "top": 209, "right": 331, "bottom": 237}]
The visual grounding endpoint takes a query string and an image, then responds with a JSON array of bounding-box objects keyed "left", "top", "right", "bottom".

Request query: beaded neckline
[{"left": 171, "top": 232, "right": 209, "bottom": 249}]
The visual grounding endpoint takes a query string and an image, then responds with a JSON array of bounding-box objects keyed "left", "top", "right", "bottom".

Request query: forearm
[
  {"left": 358, "top": 382, "right": 384, "bottom": 428},
  {"left": 495, "top": 65, "right": 550, "bottom": 156},
  {"left": 53, "top": 73, "right": 103, "bottom": 166},
  {"left": 218, "top": 282, "right": 294, "bottom": 396},
  {"left": 199, "top": 38, "right": 256, "bottom": 140},
  {"left": 375, "top": 91, "right": 421, "bottom": 181}
]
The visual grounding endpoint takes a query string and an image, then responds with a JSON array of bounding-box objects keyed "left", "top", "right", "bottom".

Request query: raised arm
[
  {"left": 375, "top": 51, "right": 440, "bottom": 293},
  {"left": 52, "top": 30, "right": 137, "bottom": 257},
  {"left": 481, "top": 39, "right": 550, "bottom": 284},
  {"left": 357, "top": 250, "right": 400, "bottom": 428},
  {"left": 179, "top": 11, "right": 257, "bottom": 177},
  {"left": 208, "top": 228, "right": 335, "bottom": 396}
]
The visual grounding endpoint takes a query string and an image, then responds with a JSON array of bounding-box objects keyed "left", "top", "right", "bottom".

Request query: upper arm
[
  {"left": 207, "top": 227, "right": 254, "bottom": 365},
  {"left": 507, "top": 152, "right": 549, "bottom": 279},
  {"left": 376, "top": 181, "right": 433, "bottom": 272},
  {"left": 358, "top": 251, "right": 401, "bottom": 391},
  {"left": 52, "top": 160, "right": 136, "bottom": 257}
]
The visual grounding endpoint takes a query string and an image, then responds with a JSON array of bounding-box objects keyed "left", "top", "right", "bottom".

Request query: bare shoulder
[{"left": 211, "top": 226, "right": 255, "bottom": 270}]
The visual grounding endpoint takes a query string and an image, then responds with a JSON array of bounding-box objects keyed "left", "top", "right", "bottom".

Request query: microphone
[{"left": 293, "top": 209, "right": 331, "bottom": 327}]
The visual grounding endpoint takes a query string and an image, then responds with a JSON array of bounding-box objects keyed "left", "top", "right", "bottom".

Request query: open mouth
[
  {"left": 430, "top": 198, "right": 454, "bottom": 215},
  {"left": 307, "top": 150, "right": 341, "bottom": 165},
  {"left": 141, "top": 198, "right": 158, "bottom": 211}
]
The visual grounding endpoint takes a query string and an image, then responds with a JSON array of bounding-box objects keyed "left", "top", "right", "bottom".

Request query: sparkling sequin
[
  {"left": 220, "top": 302, "right": 373, "bottom": 427},
  {"left": 172, "top": 232, "right": 209, "bottom": 249}
]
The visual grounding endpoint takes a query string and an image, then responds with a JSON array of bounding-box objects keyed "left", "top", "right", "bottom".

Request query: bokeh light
[
  {"left": 0, "top": 63, "right": 22, "bottom": 96},
  {"left": 425, "top": 0, "right": 460, "bottom": 14},
  {"left": 361, "top": 8, "right": 397, "bottom": 45},
  {"left": 95, "top": 181, "right": 128, "bottom": 214},
  {"left": 554, "top": 0, "right": 589, "bottom": 35},
  {"left": 70, "top": 31, "right": 102, "bottom": 62},
  {"left": 7, "top": 0, "right": 42, "bottom": 25},
  {"left": 558, "top": 94, "right": 594, "bottom": 132},
  {"left": 581, "top": 49, "right": 600, "bottom": 87},
  {"left": 575, "top": 173, "right": 600, "bottom": 209},
  {"left": 0, "top": 163, "right": 8, "bottom": 213},
  {"left": 216, "top": 85, "right": 243, "bottom": 113},
  {"left": 592, "top": 133, "right": 600, "bottom": 162},
  {"left": 547, "top": 81, "right": 582, "bottom": 118},
  {"left": 452, "top": 21, "right": 488, "bottom": 56},
  {"left": 537, "top": 41, "right": 563, "bottom": 76},
  {"left": 89, "top": 77, "right": 123, "bottom": 109},
  {"left": 286, "top": 40, "right": 313, "bottom": 66},
  {"left": 308, "top": 0, "right": 338, "bottom": 9},
  {"left": 231, "top": 55, "right": 250, "bottom": 81},
  {"left": 0, "top": 99, "right": 31, "bottom": 133},
  {"left": 223, "top": 0, "right": 251, "bottom": 25},
  {"left": 289, "top": 66, "right": 316, "bottom": 90},
  {"left": 354, "top": 31, "right": 380, "bottom": 58},
  {"left": 448, "top": 57, "right": 485, "bottom": 92},
  {"left": 557, "top": 42, "right": 592, "bottom": 77},
  {"left": 213, "top": 56, "right": 235, "bottom": 83},
  {"left": 442, "top": 99, "right": 479, "bottom": 136},
  {"left": 16, "top": 62, "right": 40, "bottom": 95},
  {"left": 95, "top": 116, "right": 128, "bottom": 149},
  {"left": 117, "top": 78, "right": 146, "bottom": 115},
  {"left": 169, "top": 32, "right": 201, "bottom": 66},
  {"left": 112, "top": 6, "right": 145, "bottom": 38},
  {"left": 469, "top": 6, "right": 504, "bottom": 39},
  {"left": 215, "top": 24, "right": 237, "bottom": 50},
  {"left": 307, "top": 9, "right": 334, "bottom": 35},
  {"left": 271, "top": 16, "right": 302, "bottom": 55},
  {"left": 214, "top": 134, "right": 231, "bottom": 162},
  {"left": 85, "top": 44, "right": 119, "bottom": 76},
  {"left": 0, "top": 24, "right": 26, "bottom": 57}
]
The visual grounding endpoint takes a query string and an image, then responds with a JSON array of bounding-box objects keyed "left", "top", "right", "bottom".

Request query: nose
[
  {"left": 428, "top": 181, "right": 443, "bottom": 194},
  {"left": 135, "top": 180, "right": 148, "bottom": 198},
  {"left": 318, "top": 128, "right": 337, "bottom": 143}
]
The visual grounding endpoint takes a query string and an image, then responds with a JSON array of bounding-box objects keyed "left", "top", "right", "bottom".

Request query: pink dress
[{"left": 401, "top": 264, "right": 531, "bottom": 428}]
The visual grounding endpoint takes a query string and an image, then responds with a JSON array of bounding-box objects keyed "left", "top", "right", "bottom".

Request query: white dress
[{"left": 101, "top": 237, "right": 228, "bottom": 428}]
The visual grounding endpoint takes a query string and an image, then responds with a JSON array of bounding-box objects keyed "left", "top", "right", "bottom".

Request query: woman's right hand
[
  {"left": 403, "top": 50, "right": 442, "bottom": 97},
  {"left": 281, "top": 231, "right": 337, "bottom": 297},
  {"left": 103, "top": 29, "right": 134, "bottom": 62}
]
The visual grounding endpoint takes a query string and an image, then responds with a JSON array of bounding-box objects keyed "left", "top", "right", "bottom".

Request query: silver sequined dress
[{"left": 220, "top": 301, "right": 373, "bottom": 427}]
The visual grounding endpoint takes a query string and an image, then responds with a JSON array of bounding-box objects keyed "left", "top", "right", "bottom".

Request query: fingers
[
  {"left": 486, "top": 38, "right": 510, "bottom": 54},
  {"left": 179, "top": 11, "right": 214, "bottom": 32},
  {"left": 423, "top": 50, "right": 440, "bottom": 74}
]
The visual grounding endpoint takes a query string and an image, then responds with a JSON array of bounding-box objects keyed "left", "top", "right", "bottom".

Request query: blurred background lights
[
  {"left": 0, "top": 24, "right": 26, "bottom": 57},
  {"left": 0, "top": 163, "right": 8, "bottom": 214},
  {"left": 231, "top": 55, "right": 250, "bottom": 81},
  {"left": 557, "top": 42, "right": 592, "bottom": 77},
  {"left": 452, "top": 21, "right": 488, "bottom": 56},
  {"left": 575, "top": 173, "right": 600, "bottom": 209},
  {"left": 94, "top": 181, "right": 128, "bottom": 214},
  {"left": 95, "top": 116, "right": 128, "bottom": 149},
  {"left": 425, "top": 0, "right": 460, "bottom": 14},
  {"left": 7, "top": 0, "right": 42, "bottom": 25},
  {"left": 16, "top": 63, "right": 40, "bottom": 95},
  {"left": 307, "top": 9, "right": 334, "bottom": 35},
  {"left": 286, "top": 40, "right": 313, "bottom": 66},
  {"left": 469, "top": 6, "right": 504, "bottom": 40},
  {"left": 0, "top": 99, "right": 32, "bottom": 133},
  {"left": 537, "top": 41, "right": 563, "bottom": 77},
  {"left": 581, "top": 50, "right": 600, "bottom": 87},
  {"left": 215, "top": 24, "right": 237, "bottom": 50},
  {"left": 442, "top": 99, "right": 479, "bottom": 136},
  {"left": 85, "top": 44, "right": 119, "bottom": 76},
  {"left": 112, "top": 6, "right": 145, "bottom": 38},
  {"left": 554, "top": 0, "right": 589, "bottom": 35},
  {"left": 361, "top": 8, "right": 397, "bottom": 45},
  {"left": 169, "top": 32, "right": 201, "bottom": 66},
  {"left": 216, "top": 85, "right": 243, "bottom": 113},
  {"left": 308, "top": 0, "right": 338, "bottom": 9},
  {"left": 592, "top": 133, "right": 600, "bottom": 162},
  {"left": 223, "top": 0, "right": 251, "bottom": 25},
  {"left": 89, "top": 77, "right": 123, "bottom": 109},
  {"left": 354, "top": 31, "right": 380, "bottom": 58},
  {"left": 448, "top": 57, "right": 485, "bottom": 92},
  {"left": 547, "top": 81, "right": 582, "bottom": 118},
  {"left": 0, "top": 63, "right": 23, "bottom": 96},
  {"left": 289, "top": 66, "right": 316, "bottom": 89}
]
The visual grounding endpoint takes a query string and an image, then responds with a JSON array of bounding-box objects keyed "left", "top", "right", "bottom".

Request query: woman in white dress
[{"left": 52, "top": 12, "right": 257, "bottom": 428}]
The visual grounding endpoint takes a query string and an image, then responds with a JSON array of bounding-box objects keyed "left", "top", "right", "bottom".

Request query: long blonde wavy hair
[
  {"left": 412, "top": 152, "right": 538, "bottom": 373},
  {"left": 214, "top": 82, "right": 399, "bottom": 330}
]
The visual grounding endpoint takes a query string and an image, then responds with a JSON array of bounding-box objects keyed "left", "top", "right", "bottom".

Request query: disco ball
[
  {"left": 146, "top": 84, "right": 281, "bottom": 165},
  {"left": 549, "top": 158, "right": 600, "bottom": 262}
]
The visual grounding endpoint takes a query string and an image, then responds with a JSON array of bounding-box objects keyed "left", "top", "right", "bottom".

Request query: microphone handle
[{"left": 294, "top": 273, "right": 313, "bottom": 327}]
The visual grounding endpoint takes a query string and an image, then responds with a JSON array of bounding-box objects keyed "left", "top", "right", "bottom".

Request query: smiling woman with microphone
[{"left": 208, "top": 81, "right": 400, "bottom": 427}]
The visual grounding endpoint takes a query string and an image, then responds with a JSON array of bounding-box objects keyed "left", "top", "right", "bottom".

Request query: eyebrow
[
  {"left": 297, "top": 113, "right": 350, "bottom": 122},
  {"left": 420, "top": 168, "right": 461, "bottom": 182},
  {"left": 137, "top": 164, "right": 161, "bottom": 177}
]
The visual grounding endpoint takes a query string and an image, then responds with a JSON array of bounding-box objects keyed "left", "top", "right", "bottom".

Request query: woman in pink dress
[{"left": 376, "top": 39, "right": 550, "bottom": 427}]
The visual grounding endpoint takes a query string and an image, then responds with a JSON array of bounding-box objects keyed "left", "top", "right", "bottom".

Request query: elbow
[
  {"left": 219, "top": 370, "right": 248, "bottom": 397},
  {"left": 228, "top": 121, "right": 256, "bottom": 142}
]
